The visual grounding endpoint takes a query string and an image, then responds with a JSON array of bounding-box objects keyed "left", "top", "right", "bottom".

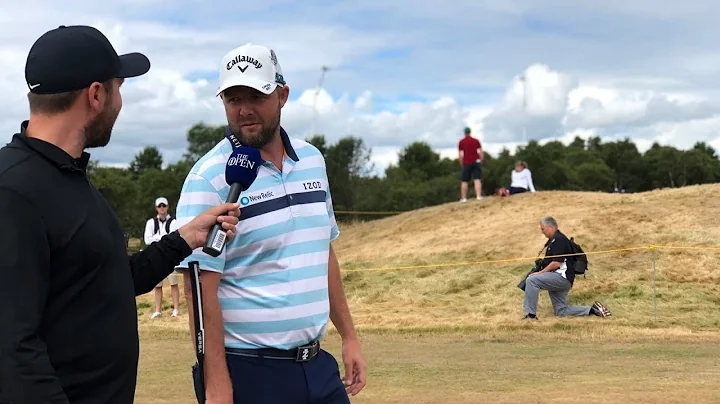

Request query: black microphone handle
[
  {"left": 226, "top": 182, "right": 243, "bottom": 204},
  {"left": 202, "top": 183, "right": 244, "bottom": 257}
]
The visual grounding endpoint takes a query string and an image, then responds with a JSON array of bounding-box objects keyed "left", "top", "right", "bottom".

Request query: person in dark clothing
[
  {"left": 522, "top": 216, "right": 612, "bottom": 321},
  {"left": 0, "top": 25, "right": 241, "bottom": 404}
]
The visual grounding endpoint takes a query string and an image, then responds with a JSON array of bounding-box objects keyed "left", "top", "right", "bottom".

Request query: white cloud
[{"left": 1, "top": 1, "right": 720, "bottom": 174}]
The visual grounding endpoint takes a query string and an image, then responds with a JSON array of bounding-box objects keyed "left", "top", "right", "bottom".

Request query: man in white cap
[
  {"left": 175, "top": 43, "right": 367, "bottom": 403},
  {"left": 143, "top": 196, "right": 180, "bottom": 318}
]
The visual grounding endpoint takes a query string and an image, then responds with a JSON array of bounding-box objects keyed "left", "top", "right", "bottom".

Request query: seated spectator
[
  {"left": 522, "top": 216, "right": 611, "bottom": 320},
  {"left": 509, "top": 160, "right": 535, "bottom": 195}
]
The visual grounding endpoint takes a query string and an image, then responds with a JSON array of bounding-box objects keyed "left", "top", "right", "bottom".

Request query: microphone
[{"left": 202, "top": 146, "right": 262, "bottom": 257}]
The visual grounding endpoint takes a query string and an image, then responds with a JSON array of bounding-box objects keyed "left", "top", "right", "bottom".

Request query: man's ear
[
  {"left": 279, "top": 85, "right": 290, "bottom": 108},
  {"left": 86, "top": 81, "right": 107, "bottom": 115}
]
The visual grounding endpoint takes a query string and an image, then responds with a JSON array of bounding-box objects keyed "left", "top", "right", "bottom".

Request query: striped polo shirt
[{"left": 175, "top": 127, "right": 339, "bottom": 350}]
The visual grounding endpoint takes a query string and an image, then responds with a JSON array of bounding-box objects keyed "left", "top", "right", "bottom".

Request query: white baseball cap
[
  {"left": 155, "top": 197, "right": 168, "bottom": 207},
  {"left": 216, "top": 43, "right": 286, "bottom": 96}
]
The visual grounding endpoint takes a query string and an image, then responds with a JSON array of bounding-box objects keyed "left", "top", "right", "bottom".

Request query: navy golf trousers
[{"left": 192, "top": 348, "right": 351, "bottom": 404}]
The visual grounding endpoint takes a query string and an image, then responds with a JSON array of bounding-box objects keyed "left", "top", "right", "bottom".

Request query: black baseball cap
[{"left": 25, "top": 25, "right": 151, "bottom": 94}]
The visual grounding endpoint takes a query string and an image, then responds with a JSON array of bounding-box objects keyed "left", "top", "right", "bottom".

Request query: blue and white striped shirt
[{"left": 175, "top": 127, "right": 339, "bottom": 350}]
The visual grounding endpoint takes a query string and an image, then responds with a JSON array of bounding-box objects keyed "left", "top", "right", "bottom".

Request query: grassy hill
[
  {"left": 327, "top": 183, "right": 720, "bottom": 338},
  {"left": 137, "top": 184, "right": 720, "bottom": 339}
]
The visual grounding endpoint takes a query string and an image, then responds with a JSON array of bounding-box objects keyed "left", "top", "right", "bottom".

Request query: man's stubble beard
[
  {"left": 230, "top": 103, "right": 281, "bottom": 149},
  {"left": 83, "top": 99, "right": 120, "bottom": 149}
]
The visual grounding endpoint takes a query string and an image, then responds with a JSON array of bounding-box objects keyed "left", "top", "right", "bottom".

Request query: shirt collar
[
  {"left": 14, "top": 120, "right": 91, "bottom": 173},
  {"left": 224, "top": 125, "right": 299, "bottom": 162}
]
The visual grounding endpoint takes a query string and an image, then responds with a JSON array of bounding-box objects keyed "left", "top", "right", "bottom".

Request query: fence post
[{"left": 650, "top": 246, "right": 657, "bottom": 324}]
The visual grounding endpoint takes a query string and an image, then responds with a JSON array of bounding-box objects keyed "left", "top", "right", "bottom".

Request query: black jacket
[
  {"left": 541, "top": 229, "right": 576, "bottom": 286},
  {"left": 0, "top": 122, "right": 193, "bottom": 404}
]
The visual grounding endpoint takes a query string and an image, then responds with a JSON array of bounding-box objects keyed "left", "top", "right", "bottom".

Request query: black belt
[{"left": 226, "top": 340, "right": 321, "bottom": 362}]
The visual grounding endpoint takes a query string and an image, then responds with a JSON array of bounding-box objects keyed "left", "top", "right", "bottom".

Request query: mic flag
[
  {"left": 223, "top": 146, "right": 262, "bottom": 201},
  {"left": 202, "top": 146, "right": 263, "bottom": 257}
]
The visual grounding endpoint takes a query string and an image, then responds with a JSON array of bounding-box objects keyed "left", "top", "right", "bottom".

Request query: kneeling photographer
[{"left": 520, "top": 216, "right": 611, "bottom": 320}]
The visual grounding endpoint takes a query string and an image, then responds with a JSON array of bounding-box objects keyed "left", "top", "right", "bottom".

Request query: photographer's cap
[
  {"left": 25, "top": 25, "right": 151, "bottom": 94},
  {"left": 217, "top": 43, "right": 286, "bottom": 96}
]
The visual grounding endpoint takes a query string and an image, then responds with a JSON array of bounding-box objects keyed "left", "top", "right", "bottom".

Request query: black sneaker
[
  {"left": 522, "top": 314, "right": 538, "bottom": 321},
  {"left": 591, "top": 301, "right": 612, "bottom": 317}
]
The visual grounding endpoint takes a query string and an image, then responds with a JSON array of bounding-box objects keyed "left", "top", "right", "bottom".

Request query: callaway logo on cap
[{"left": 217, "top": 43, "right": 286, "bottom": 96}]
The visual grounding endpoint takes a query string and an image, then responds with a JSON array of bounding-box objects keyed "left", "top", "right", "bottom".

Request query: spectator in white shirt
[
  {"left": 509, "top": 161, "right": 536, "bottom": 195},
  {"left": 143, "top": 197, "right": 180, "bottom": 319}
]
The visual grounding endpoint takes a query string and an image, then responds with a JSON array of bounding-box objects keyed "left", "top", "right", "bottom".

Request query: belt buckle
[{"left": 295, "top": 341, "right": 318, "bottom": 362}]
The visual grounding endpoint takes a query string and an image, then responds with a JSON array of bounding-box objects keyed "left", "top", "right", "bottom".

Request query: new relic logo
[{"left": 240, "top": 191, "right": 274, "bottom": 206}]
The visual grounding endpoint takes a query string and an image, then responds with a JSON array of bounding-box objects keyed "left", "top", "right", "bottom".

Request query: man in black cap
[{"left": 0, "top": 25, "right": 241, "bottom": 404}]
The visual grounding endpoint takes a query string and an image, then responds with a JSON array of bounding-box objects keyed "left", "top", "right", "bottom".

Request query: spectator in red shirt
[{"left": 458, "top": 127, "right": 484, "bottom": 202}]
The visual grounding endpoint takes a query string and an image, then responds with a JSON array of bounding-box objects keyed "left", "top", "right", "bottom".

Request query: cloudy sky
[{"left": 2, "top": 0, "right": 720, "bottom": 174}]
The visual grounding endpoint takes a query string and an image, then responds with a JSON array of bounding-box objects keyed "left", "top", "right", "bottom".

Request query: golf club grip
[{"left": 188, "top": 261, "right": 206, "bottom": 403}]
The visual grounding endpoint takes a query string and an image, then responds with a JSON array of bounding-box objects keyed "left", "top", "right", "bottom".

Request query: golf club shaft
[{"left": 189, "top": 261, "right": 206, "bottom": 403}]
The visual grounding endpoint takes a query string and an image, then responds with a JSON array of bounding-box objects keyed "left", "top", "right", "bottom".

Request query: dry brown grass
[
  {"left": 334, "top": 184, "right": 720, "bottom": 264},
  {"left": 137, "top": 184, "right": 720, "bottom": 338},
  {"left": 318, "top": 184, "right": 720, "bottom": 337}
]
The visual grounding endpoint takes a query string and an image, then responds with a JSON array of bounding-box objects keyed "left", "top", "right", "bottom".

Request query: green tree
[
  {"left": 687, "top": 142, "right": 720, "bottom": 183},
  {"left": 571, "top": 161, "right": 615, "bottom": 191},
  {"left": 597, "top": 139, "right": 648, "bottom": 191},
  {"left": 643, "top": 144, "right": 684, "bottom": 188},
  {"left": 136, "top": 168, "right": 184, "bottom": 219},
  {"left": 88, "top": 167, "right": 141, "bottom": 237},
  {"left": 396, "top": 142, "right": 442, "bottom": 180},
  {"left": 324, "top": 136, "right": 373, "bottom": 211},
  {"left": 183, "top": 123, "right": 226, "bottom": 163},
  {"left": 306, "top": 135, "right": 328, "bottom": 155},
  {"left": 129, "top": 146, "right": 163, "bottom": 175}
]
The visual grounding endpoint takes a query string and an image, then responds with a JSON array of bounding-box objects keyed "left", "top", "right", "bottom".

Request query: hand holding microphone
[
  {"left": 177, "top": 203, "right": 242, "bottom": 251},
  {"left": 202, "top": 146, "right": 263, "bottom": 257}
]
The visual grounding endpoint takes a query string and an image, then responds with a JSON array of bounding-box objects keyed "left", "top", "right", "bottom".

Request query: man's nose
[{"left": 233, "top": 99, "right": 257, "bottom": 115}]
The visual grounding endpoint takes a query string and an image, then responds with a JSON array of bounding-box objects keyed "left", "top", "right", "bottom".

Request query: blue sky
[{"left": 1, "top": 0, "right": 720, "bottom": 172}]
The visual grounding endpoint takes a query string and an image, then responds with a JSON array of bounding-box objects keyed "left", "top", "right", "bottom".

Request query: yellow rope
[
  {"left": 341, "top": 245, "right": 720, "bottom": 273},
  {"left": 334, "top": 210, "right": 403, "bottom": 215}
]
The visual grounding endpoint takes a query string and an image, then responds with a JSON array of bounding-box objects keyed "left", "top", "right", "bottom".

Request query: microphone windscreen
[{"left": 225, "top": 146, "right": 262, "bottom": 189}]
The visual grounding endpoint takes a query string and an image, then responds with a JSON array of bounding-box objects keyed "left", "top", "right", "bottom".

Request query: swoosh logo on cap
[{"left": 29, "top": 83, "right": 40, "bottom": 89}]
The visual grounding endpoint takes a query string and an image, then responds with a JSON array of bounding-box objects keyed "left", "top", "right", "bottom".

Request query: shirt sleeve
[
  {"left": 318, "top": 154, "right": 340, "bottom": 242},
  {"left": 143, "top": 218, "right": 155, "bottom": 245},
  {"left": 169, "top": 217, "right": 180, "bottom": 232},
  {"left": 326, "top": 183, "right": 340, "bottom": 242},
  {"left": 127, "top": 231, "right": 193, "bottom": 295},
  {"left": 526, "top": 169, "right": 536, "bottom": 192},
  {"left": 0, "top": 188, "right": 69, "bottom": 403},
  {"left": 174, "top": 173, "right": 227, "bottom": 273}
]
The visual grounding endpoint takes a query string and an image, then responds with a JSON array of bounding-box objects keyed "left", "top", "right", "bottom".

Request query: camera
[{"left": 517, "top": 260, "right": 543, "bottom": 291}]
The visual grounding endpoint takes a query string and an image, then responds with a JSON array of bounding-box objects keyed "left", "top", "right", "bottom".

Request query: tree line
[{"left": 88, "top": 122, "right": 720, "bottom": 242}]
